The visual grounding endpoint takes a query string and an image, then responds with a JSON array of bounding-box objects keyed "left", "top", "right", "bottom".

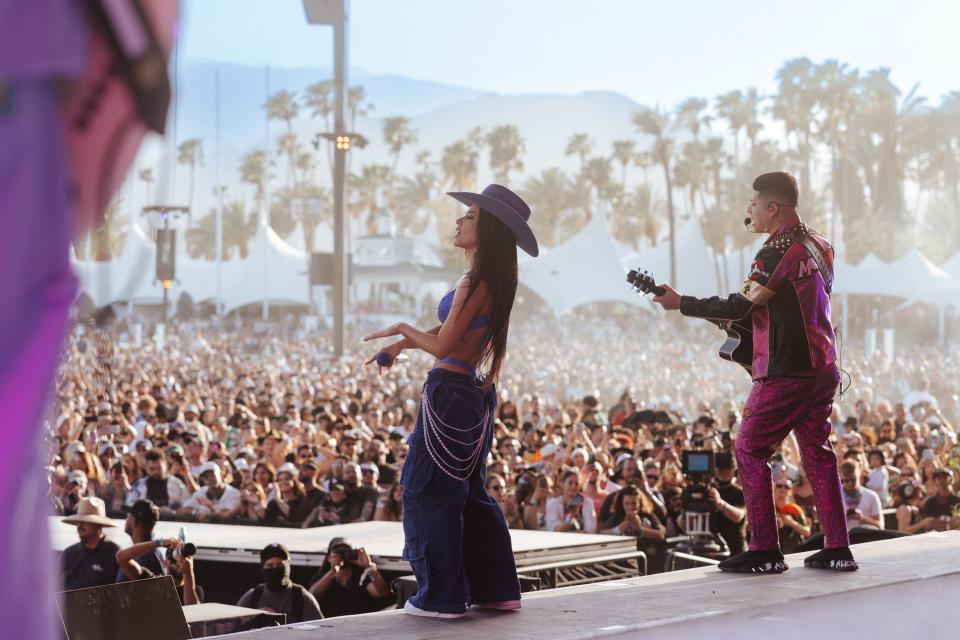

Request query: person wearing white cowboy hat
[
  {"left": 61, "top": 497, "right": 121, "bottom": 590},
  {"left": 362, "top": 184, "right": 538, "bottom": 618},
  {"left": 179, "top": 461, "right": 241, "bottom": 522}
]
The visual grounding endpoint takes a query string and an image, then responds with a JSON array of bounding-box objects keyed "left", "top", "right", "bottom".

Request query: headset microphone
[{"left": 744, "top": 217, "right": 760, "bottom": 234}]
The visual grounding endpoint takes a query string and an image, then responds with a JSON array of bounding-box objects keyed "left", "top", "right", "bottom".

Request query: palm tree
[
  {"left": 383, "top": 116, "right": 418, "bottom": 207},
  {"left": 304, "top": 81, "right": 334, "bottom": 130},
  {"left": 565, "top": 133, "right": 593, "bottom": 173},
  {"left": 264, "top": 90, "right": 300, "bottom": 188},
  {"left": 349, "top": 164, "right": 391, "bottom": 234},
  {"left": 814, "top": 60, "right": 860, "bottom": 243},
  {"left": 581, "top": 156, "right": 614, "bottom": 217},
  {"left": 521, "top": 167, "right": 575, "bottom": 245},
  {"left": 772, "top": 58, "right": 819, "bottom": 220},
  {"left": 633, "top": 105, "right": 678, "bottom": 284},
  {"left": 347, "top": 85, "right": 374, "bottom": 131},
  {"left": 715, "top": 90, "right": 751, "bottom": 174},
  {"left": 485, "top": 125, "right": 525, "bottom": 183},
  {"left": 222, "top": 198, "right": 257, "bottom": 258},
  {"left": 239, "top": 149, "right": 268, "bottom": 213},
  {"left": 675, "top": 97, "right": 712, "bottom": 142},
  {"left": 177, "top": 139, "right": 204, "bottom": 220},
  {"left": 138, "top": 167, "right": 155, "bottom": 205},
  {"left": 440, "top": 140, "right": 478, "bottom": 191},
  {"left": 611, "top": 139, "right": 636, "bottom": 188}
]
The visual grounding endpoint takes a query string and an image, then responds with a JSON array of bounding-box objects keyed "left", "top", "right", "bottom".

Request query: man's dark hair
[
  {"left": 752, "top": 172, "right": 799, "bottom": 207},
  {"left": 129, "top": 499, "right": 159, "bottom": 531},
  {"left": 145, "top": 450, "right": 163, "bottom": 463}
]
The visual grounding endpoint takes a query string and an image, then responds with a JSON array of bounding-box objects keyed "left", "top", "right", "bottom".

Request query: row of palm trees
[{"left": 91, "top": 57, "right": 960, "bottom": 291}]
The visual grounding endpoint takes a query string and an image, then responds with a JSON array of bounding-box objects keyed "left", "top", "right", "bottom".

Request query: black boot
[
  {"left": 718, "top": 549, "right": 788, "bottom": 574},
  {"left": 804, "top": 546, "right": 858, "bottom": 571}
]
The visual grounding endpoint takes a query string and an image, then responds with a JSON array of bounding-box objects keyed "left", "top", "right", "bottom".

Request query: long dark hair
[{"left": 464, "top": 209, "right": 518, "bottom": 387}]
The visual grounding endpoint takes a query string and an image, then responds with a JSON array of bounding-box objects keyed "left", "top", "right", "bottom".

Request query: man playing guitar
[{"left": 652, "top": 172, "right": 857, "bottom": 574}]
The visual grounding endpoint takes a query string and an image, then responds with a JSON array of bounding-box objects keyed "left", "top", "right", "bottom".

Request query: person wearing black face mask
[{"left": 236, "top": 543, "right": 322, "bottom": 623}]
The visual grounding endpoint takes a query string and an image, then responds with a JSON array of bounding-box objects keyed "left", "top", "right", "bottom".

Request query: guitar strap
[{"left": 799, "top": 236, "right": 833, "bottom": 295}]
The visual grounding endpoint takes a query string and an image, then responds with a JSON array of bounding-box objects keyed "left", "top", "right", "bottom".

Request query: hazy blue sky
[{"left": 180, "top": 0, "right": 960, "bottom": 105}]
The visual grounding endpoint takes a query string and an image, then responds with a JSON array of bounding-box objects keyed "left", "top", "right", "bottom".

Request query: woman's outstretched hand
[
  {"left": 362, "top": 323, "right": 405, "bottom": 342},
  {"left": 364, "top": 340, "right": 404, "bottom": 370}
]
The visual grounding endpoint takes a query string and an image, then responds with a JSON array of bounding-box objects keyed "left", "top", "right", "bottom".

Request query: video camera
[{"left": 680, "top": 450, "right": 715, "bottom": 514}]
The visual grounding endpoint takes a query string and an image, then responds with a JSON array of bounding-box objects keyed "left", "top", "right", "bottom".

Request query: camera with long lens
[
  {"left": 166, "top": 542, "right": 197, "bottom": 562},
  {"left": 332, "top": 544, "right": 358, "bottom": 563}
]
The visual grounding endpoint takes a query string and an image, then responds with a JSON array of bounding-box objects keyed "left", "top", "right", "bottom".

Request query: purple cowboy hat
[{"left": 447, "top": 184, "right": 539, "bottom": 257}]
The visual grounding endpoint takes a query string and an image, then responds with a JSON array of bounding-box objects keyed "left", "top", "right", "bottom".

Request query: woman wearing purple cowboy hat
[{"left": 363, "top": 183, "right": 538, "bottom": 618}]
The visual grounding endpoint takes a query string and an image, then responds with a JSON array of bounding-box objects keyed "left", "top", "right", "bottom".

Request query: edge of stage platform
[{"left": 217, "top": 531, "right": 960, "bottom": 640}]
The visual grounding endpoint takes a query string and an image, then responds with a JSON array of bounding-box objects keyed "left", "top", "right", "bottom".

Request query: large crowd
[{"left": 49, "top": 307, "right": 960, "bottom": 618}]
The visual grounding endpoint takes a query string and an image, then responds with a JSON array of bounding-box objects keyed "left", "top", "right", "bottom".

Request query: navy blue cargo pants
[{"left": 400, "top": 368, "right": 521, "bottom": 614}]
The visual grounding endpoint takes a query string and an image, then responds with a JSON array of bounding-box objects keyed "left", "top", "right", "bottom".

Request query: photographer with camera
[
  {"left": 308, "top": 537, "right": 391, "bottom": 618},
  {"left": 115, "top": 499, "right": 165, "bottom": 581},
  {"left": 708, "top": 453, "right": 747, "bottom": 556},
  {"left": 546, "top": 470, "right": 597, "bottom": 533},
  {"left": 237, "top": 543, "right": 322, "bottom": 622}
]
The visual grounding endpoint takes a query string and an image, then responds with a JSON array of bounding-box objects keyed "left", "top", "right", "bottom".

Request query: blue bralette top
[{"left": 438, "top": 289, "right": 490, "bottom": 330}]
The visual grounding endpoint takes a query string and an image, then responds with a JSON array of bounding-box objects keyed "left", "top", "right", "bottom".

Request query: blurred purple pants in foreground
[{"left": 1, "top": 0, "right": 89, "bottom": 630}]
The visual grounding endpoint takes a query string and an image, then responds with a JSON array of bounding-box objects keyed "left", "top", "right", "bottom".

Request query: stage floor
[
  {"left": 222, "top": 531, "right": 960, "bottom": 640},
  {"left": 50, "top": 517, "right": 637, "bottom": 572}
]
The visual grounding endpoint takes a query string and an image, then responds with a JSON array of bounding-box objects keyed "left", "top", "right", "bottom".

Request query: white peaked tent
[
  {"left": 72, "top": 224, "right": 159, "bottom": 307},
  {"left": 619, "top": 219, "right": 729, "bottom": 298},
  {"left": 285, "top": 222, "right": 335, "bottom": 253},
  {"left": 943, "top": 253, "right": 960, "bottom": 281},
  {"left": 888, "top": 249, "right": 960, "bottom": 305},
  {"left": 519, "top": 213, "right": 642, "bottom": 315},
  {"left": 218, "top": 224, "right": 310, "bottom": 312}
]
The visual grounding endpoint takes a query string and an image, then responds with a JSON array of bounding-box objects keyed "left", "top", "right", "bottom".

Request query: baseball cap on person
[
  {"left": 615, "top": 453, "right": 633, "bottom": 466},
  {"left": 260, "top": 543, "right": 289, "bottom": 564},
  {"left": 233, "top": 458, "right": 250, "bottom": 472},
  {"left": 184, "top": 403, "right": 201, "bottom": 416},
  {"left": 131, "top": 438, "right": 153, "bottom": 451},
  {"left": 276, "top": 462, "right": 298, "bottom": 477},
  {"left": 539, "top": 443, "right": 560, "bottom": 459},
  {"left": 67, "top": 470, "right": 88, "bottom": 486},
  {"left": 359, "top": 462, "right": 379, "bottom": 474},
  {"left": 197, "top": 462, "right": 221, "bottom": 481}
]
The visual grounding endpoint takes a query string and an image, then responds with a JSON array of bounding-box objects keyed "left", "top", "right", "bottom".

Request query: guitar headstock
[{"left": 626, "top": 268, "right": 666, "bottom": 297}]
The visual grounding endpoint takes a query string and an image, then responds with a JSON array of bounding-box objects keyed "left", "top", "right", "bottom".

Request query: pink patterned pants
[{"left": 736, "top": 365, "right": 849, "bottom": 552}]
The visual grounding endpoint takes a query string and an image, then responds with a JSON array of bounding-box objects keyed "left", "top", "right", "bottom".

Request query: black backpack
[{"left": 249, "top": 583, "right": 304, "bottom": 622}]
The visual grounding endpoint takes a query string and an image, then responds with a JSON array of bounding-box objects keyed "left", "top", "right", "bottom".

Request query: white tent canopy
[
  {"left": 519, "top": 213, "right": 643, "bottom": 315},
  {"left": 71, "top": 219, "right": 960, "bottom": 314}
]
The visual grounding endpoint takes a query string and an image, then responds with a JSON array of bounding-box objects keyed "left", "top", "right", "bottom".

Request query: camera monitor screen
[{"left": 682, "top": 450, "right": 714, "bottom": 475}]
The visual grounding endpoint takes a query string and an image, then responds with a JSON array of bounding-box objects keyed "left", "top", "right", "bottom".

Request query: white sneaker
[{"left": 403, "top": 599, "right": 466, "bottom": 619}]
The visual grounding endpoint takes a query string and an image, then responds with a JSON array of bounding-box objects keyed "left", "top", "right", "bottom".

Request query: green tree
[
  {"left": 440, "top": 139, "right": 478, "bottom": 191},
  {"left": 383, "top": 116, "right": 418, "bottom": 208},
  {"left": 485, "top": 125, "right": 525, "bottom": 183},
  {"left": 611, "top": 139, "right": 636, "bottom": 188},
  {"left": 177, "top": 138, "right": 204, "bottom": 219},
  {"left": 521, "top": 167, "right": 575, "bottom": 246},
  {"left": 264, "top": 89, "right": 300, "bottom": 188},
  {"left": 565, "top": 133, "right": 593, "bottom": 173},
  {"left": 633, "top": 105, "right": 678, "bottom": 284}
]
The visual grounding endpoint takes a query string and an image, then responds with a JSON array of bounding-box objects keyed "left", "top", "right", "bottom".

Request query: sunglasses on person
[
  {"left": 646, "top": 474, "right": 660, "bottom": 481},
  {"left": 489, "top": 484, "right": 506, "bottom": 492},
  {"left": 774, "top": 483, "right": 791, "bottom": 489}
]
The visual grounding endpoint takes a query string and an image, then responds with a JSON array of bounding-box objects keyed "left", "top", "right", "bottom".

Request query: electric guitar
[{"left": 626, "top": 269, "right": 753, "bottom": 375}]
